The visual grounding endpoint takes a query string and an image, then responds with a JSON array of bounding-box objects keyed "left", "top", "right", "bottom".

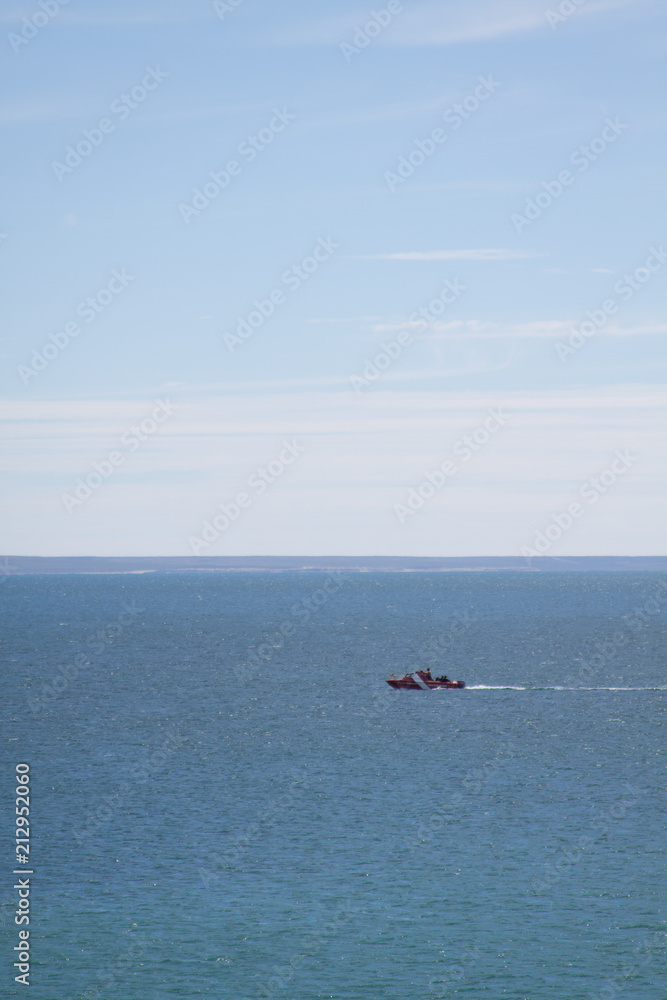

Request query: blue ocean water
[{"left": 1, "top": 571, "right": 665, "bottom": 999}]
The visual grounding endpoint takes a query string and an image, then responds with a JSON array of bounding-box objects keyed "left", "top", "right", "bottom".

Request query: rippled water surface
[{"left": 2, "top": 571, "right": 665, "bottom": 998}]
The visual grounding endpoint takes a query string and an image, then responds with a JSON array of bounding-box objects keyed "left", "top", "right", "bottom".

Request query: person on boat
[
  {"left": 435, "top": 674, "right": 450, "bottom": 682},
  {"left": 422, "top": 668, "right": 432, "bottom": 679}
]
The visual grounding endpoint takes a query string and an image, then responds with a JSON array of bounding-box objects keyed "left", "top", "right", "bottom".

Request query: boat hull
[{"left": 386, "top": 675, "right": 465, "bottom": 690}]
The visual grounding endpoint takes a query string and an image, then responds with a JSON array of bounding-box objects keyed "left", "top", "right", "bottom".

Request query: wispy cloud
[
  {"left": 0, "top": 1, "right": 209, "bottom": 26},
  {"left": 388, "top": 0, "right": 641, "bottom": 45},
  {"left": 372, "top": 319, "right": 667, "bottom": 339},
  {"left": 0, "top": 95, "right": 94, "bottom": 126},
  {"left": 354, "top": 249, "right": 542, "bottom": 261},
  {"left": 2, "top": 384, "right": 664, "bottom": 557},
  {"left": 306, "top": 316, "right": 383, "bottom": 324},
  {"left": 271, "top": 0, "right": 643, "bottom": 47},
  {"left": 0, "top": 0, "right": 644, "bottom": 36}
]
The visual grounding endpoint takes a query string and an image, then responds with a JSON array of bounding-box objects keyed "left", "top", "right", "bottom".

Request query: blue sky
[{"left": 1, "top": 0, "right": 665, "bottom": 556}]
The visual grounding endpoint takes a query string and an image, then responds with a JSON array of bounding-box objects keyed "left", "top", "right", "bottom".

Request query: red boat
[{"left": 386, "top": 669, "right": 465, "bottom": 690}]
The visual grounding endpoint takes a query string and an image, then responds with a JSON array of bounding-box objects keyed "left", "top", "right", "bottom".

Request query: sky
[{"left": 1, "top": 0, "right": 665, "bottom": 557}]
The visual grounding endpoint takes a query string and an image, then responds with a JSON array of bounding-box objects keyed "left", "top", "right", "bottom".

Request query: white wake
[{"left": 465, "top": 685, "right": 666, "bottom": 691}]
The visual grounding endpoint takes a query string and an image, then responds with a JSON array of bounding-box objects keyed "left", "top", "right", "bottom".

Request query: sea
[{"left": 2, "top": 571, "right": 665, "bottom": 999}]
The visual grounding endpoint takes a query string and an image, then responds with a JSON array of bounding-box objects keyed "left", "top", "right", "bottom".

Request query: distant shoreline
[{"left": 2, "top": 556, "right": 666, "bottom": 575}]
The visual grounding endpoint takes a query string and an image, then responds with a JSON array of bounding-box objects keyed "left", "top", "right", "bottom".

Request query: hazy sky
[{"left": 1, "top": 0, "right": 665, "bottom": 556}]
